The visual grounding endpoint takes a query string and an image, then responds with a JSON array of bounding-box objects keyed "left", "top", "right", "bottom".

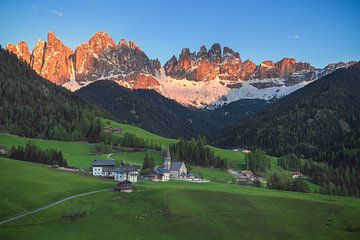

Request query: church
[{"left": 163, "top": 149, "right": 187, "bottom": 178}]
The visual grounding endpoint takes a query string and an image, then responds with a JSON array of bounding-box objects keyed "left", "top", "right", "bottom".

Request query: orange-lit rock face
[
  {"left": 31, "top": 40, "right": 45, "bottom": 74},
  {"left": 219, "top": 47, "right": 242, "bottom": 81},
  {"left": 275, "top": 58, "right": 296, "bottom": 77},
  {"left": 6, "top": 41, "right": 31, "bottom": 64},
  {"left": 40, "top": 32, "right": 74, "bottom": 85},
  {"left": 164, "top": 44, "right": 242, "bottom": 81},
  {"left": 132, "top": 73, "right": 160, "bottom": 89},
  {"left": 239, "top": 60, "right": 257, "bottom": 80}
]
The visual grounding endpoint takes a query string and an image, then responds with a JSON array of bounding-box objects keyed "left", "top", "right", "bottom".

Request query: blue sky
[{"left": 1, "top": 0, "right": 359, "bottom": 68}]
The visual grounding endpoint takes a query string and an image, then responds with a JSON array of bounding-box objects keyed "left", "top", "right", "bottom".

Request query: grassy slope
[
  {"left": 1, "top": 179, "right": 360, "bottom": 240},
  {"left": 0, "top": 157, "right": 113, "bottom": 220},
  {"left": 103, "top": 119, "right": 247, "bottom": 166}
]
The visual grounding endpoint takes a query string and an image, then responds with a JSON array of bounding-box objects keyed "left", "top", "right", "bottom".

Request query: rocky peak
[
  {"left": 88, "top": 31, "right": 116, "bottom": 52},
  {"left": 178, "top": 48, "right": 192, "bottom": 71},
  {"left": 6, "top": 41, "right": 31, "bottom": 64},
  {"left": 40, "top": 32, "right": 74, "bottom": 85},
  {"left": 208, "top": 43, "right": 222, "bottom": 61},
  {"left": 197, "top": 45, "right": 208, "bottom": 58},
  {"left": 223, "top": 46, "right": 240, "bottom": 59},
  {"left": 31, "top": 39, "right": 46, "bottom": 74},
  {"left": 239, "top": 59, "right": 257, "bottom": 80},
  {"left": 119, "top": 39, "right": 129, "bottom": 47},
  {"left": 164, "top": 55, "right": 178, "bottom": 75},
  {"left": 129, "top": 40, "right": 139, "bottom": 50}
]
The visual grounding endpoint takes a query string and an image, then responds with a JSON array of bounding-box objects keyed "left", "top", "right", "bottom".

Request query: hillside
[
  {"left": 213, "top": 62, "right": 360, "bottom": 167},
  {"left": 76, "top": 80, "right": 268, "bottom": 139},
  {"left": 1, "top": 158, "right": 360, "bottom": 240},
  {"left": 0, "top": 47, "right": 107, "bottom": 142}
]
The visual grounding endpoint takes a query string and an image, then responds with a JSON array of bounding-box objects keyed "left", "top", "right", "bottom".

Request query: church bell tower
[{"left": 164, "top": 149, "right": 171, "bottom": 170}]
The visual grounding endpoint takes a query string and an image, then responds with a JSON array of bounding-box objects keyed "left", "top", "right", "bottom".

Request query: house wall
[
  {"left": 93, "top": 166, "right": 103, "bottom": 176},
  {"left": 179, "top": 164, "right": 187, "bottom": 177},
  {"left": 170, "top": 170, "right": 179, "bottom": 178},
  {"left": 114, "top": 171, "right": 139, "bottom": 183},
  {"left": 93, "top": 166, "right": 115, "bottom": 177}
]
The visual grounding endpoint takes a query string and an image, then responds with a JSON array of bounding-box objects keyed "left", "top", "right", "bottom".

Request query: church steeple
[{"left": 164, "top": 149, "right": 171, "bottom": 170}]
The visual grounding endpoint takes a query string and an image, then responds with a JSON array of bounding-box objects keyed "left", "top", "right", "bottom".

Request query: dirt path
[{"left": 0, "top": 189, "right": 111, "bottom": 226}]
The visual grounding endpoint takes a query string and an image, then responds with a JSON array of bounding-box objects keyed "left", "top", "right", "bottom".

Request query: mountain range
[
  {"left": 7, "top": 31, "right": 356, "bottom": 108},
  {"left": 213, "top": 62, "right": 360, "bottom": 168}
]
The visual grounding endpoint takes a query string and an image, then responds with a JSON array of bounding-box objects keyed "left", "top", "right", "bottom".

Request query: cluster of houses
[
  {"left": 91, "top": 149, "right": 201, "bottom": 192},
  {"left": 229, "top": 169, "right": 263, "bottom": 186}
]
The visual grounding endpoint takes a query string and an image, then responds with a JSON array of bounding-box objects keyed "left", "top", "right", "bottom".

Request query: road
[{"left": 0, "top": 188, "right": 111, "bottom": 226}]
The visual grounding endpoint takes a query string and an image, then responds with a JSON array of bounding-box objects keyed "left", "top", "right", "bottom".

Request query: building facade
[
  {"left": 92, "top": 160, "right": 116, "bottom": 177},
  {"left": 113, "top": 165, "right": 139, "bottom": 183},
  {"left": 163, "top": 149, "right": 187, "bottom": 179}
]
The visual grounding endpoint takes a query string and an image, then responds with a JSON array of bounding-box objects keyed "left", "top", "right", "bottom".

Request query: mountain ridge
[{"left": 7, "top": 31, "right": 357, "bottom": 108}]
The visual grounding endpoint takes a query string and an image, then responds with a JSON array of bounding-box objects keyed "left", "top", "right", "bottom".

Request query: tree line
[
  {"left": 169, "top": 137, "right": 228, "bottom": 169},
  {"left": 0, "top": 47, "right": 106, "bottom": 143},
  {"left": 268, "top": 173, "right": 310, "bottom": 193},
  {"left": 9, "top": 142, "right": 68, "bottom": 167},
  {"left": 99, "top": 132, "right": 161, "bottom": 151},
  {"left": 245, "top": 149, "right": 271, "bottom": 172}
]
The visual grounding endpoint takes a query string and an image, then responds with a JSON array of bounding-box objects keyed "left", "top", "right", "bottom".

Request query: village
[{"left": 91, "top": 149, "right": 208, "bottom": 192}]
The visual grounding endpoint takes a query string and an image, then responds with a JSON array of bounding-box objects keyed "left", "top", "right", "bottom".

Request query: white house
[
  {"left": 113, "top": 165, "right": 139, "bottom": 183},
  {"left": 163, "top": 149, "right": 187, "bottom": 179},
  {"left": 150, "top": 167, "right": 170, "bottom": 182},
  {"left": 0, "top": 144, "right": 6, "bottom": 155},
  {"left": 92, "top": 160, "right": 116, "bottom": 177}
]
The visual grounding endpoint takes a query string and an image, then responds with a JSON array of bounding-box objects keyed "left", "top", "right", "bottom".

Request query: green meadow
[
  {"left": 0, "top": 160, "right": 360, "bottom": 240},
  {"left": 0, "top": 119, "right": 247, "bottom": 169}
]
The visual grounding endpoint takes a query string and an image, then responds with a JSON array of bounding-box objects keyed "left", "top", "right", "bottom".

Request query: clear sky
[{"left": 1, "top": 0, "right": 359, "bottom": 68}]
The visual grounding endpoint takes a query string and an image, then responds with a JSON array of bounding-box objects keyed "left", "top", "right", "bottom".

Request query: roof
[
  {"left": 170, "top": 162, "right": 185, "bottom": 171},
  {"left": 92, "top": 160, "right": 115, "bottom": 166},
  {"left": 117, "top": 180, "right": 132, "bottom": 185},
  {"left": 114, "top": 165, "right": 139, "bottom": 174},
  {"left": 154, "top": 167, "right": 169, "bottom": 174}
]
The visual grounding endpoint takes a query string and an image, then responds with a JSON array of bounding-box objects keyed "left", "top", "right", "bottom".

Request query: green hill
[
  {"left": 1, "top": 158, "right": 359, "bottom": 240},
  {"left": 0, "top": 47, "right": 107, "bottom": 142}
]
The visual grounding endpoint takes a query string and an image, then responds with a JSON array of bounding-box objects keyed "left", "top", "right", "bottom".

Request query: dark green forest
[
  {"left": 0, "top": 47, "right": 108, "bottom": 142},
  {"left": 75, "top": 80, "right": 268, "bottom": 139},
  {"left": 214, "top": 62, "right": 360, "bottom": 169},
  {"left": 169, "top": 137, "right": 228, "bottom": 169},
  {"left": 9, "top": 142, "right": 68, "bottom": 167}
]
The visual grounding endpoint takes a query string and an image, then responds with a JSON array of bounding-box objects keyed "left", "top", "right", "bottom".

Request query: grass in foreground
[
  {"left": 0, "top": 157, "right": 113, "bottom": 221},
  {"left": 1, "top": 179, "right": 360, "bottom": 240}
]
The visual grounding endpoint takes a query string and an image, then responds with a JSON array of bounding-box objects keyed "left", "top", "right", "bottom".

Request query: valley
[{"left": 1, "top": 2, "right": 360, "bottom": 239}]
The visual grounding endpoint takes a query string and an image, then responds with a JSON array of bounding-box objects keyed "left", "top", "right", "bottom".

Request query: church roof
[{"left": 170, "top": 162, "right": 185, "bottom": 171}]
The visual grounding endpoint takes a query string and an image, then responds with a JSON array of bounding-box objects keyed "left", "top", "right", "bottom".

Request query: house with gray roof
[
  {"left": 92, "top": 160, "right": 116, "bottom": 177},
  {"left": 163, "top": 149, "right": 187, "bottom": 179},
  {"left": 113, "top": 165, "right": 139, "bottom": 183}
]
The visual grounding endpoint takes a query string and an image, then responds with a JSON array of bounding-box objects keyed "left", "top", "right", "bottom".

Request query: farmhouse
[
  {"left": 113, "top": 165, "right": 139, "bottom": 183},
  {"left": 150, "top": 167, "right": 170, "bottom": 182},
  {"left": 92, "top": 160, "right": 116, "bottom": 177},
  {"left": 114, "top": 180, "right": 133, "bottom": 192},
  {"left": 292, "top": 171, "right": 304, "bottom": 179},
  {"left": 0, "top": 144, "right": 6, "bottom": 155},
  {"left": 163, "top": 149, "right": 187, "bottom": 178}
]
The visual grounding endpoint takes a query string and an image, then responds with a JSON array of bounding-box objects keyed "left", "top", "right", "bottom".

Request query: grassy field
[
  {"left": 102, "top": 118, "right": 247, "bottom": 167},
  {"left": 0, "top": 157, "right": 113, "bottom": 221},
  {"left": 192, "top": 167, "right": 234, "bottom": 183},
  {"left": 0, "top": 133, "right": 105, "bottom": 169},
  {"left": 1, "top": 172, "right": 360, "bottom": 239},
  {"left": 0, "top": 119, "right": 247, "bottom": 170}
]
